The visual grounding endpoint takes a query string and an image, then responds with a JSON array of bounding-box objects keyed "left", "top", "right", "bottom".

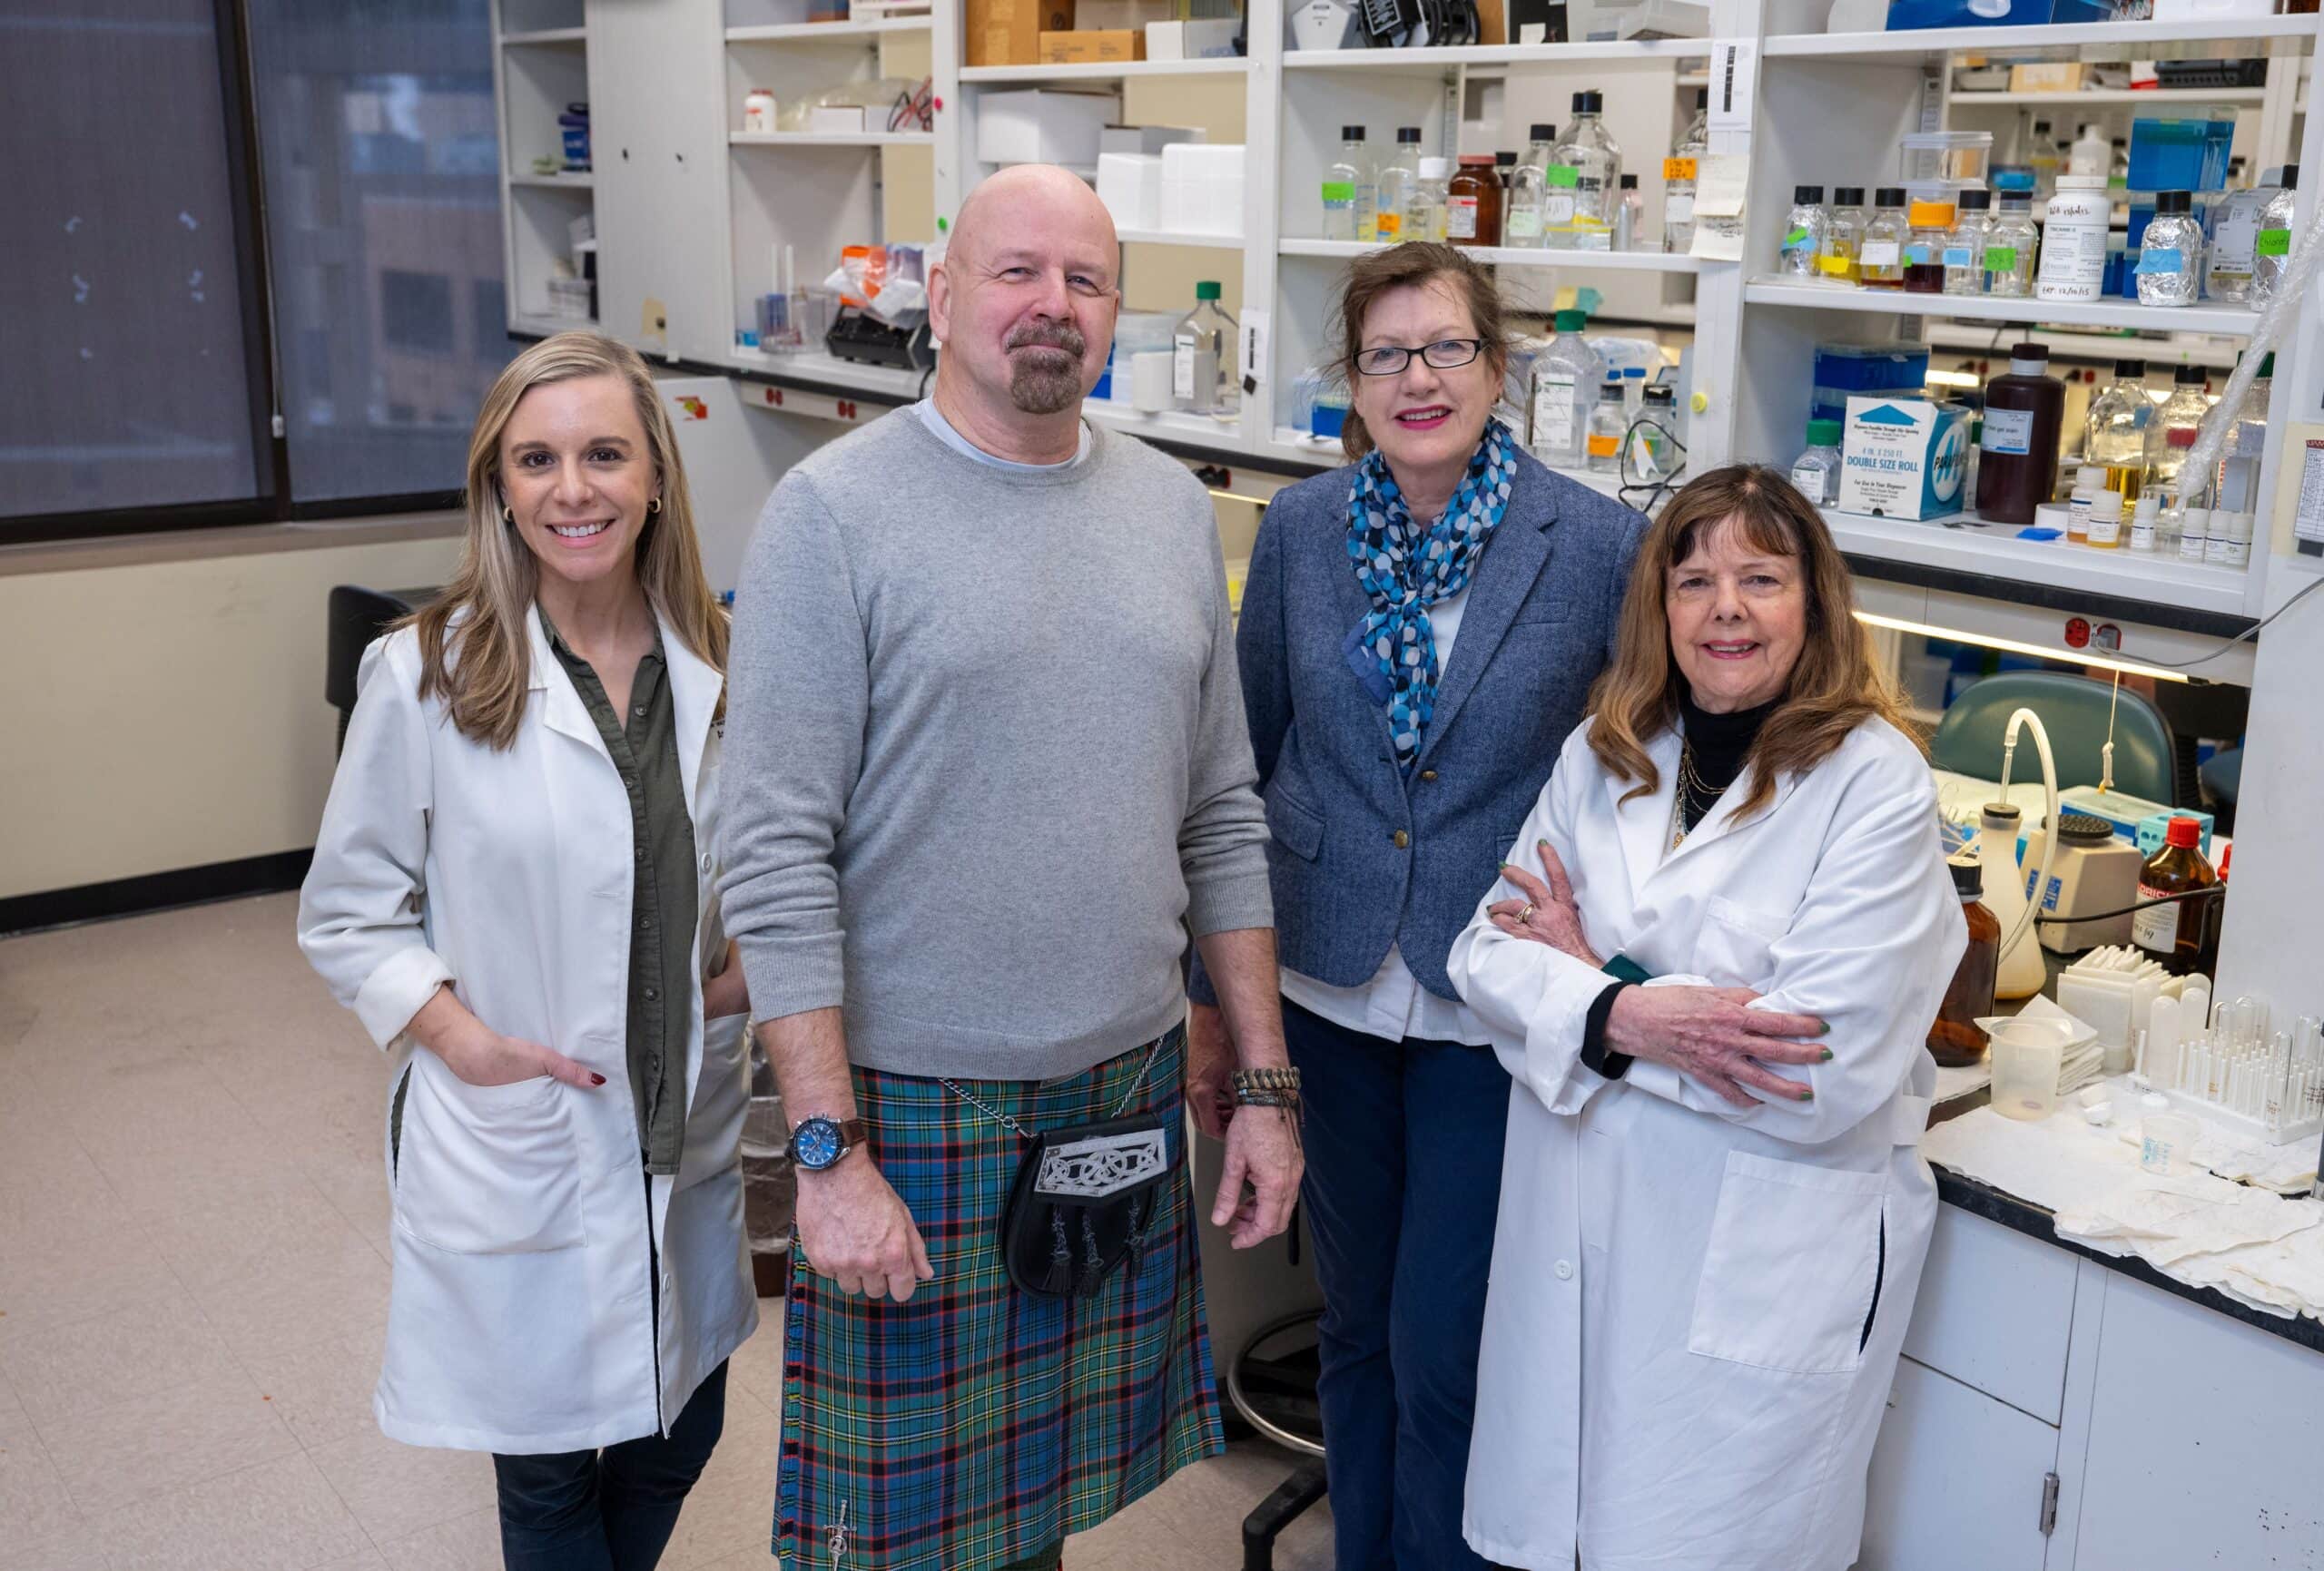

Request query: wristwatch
[{"left": 787, "top": 1115, "right": 871, "bottom": 1173}]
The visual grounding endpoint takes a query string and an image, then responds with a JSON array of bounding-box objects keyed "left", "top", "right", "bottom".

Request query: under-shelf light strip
[{"left": 1852, "top": 610, "right": 2191, "bottom": 683}]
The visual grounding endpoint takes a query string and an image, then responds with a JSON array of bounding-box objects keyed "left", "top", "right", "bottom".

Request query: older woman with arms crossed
[
  {"left": 1190, "top": 241, "right": 1643, "bottom": 1571},
  {"left": 299, "top": 331, "right": 755, "bottom": 1571},
  {"left": 1450, "top": 466, "right": 1965, "bottom": 1571}
]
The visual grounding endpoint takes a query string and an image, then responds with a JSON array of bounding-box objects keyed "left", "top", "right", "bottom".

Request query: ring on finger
[{"left": 1518, "top": 902, "right": 1536, "bottom": 926}]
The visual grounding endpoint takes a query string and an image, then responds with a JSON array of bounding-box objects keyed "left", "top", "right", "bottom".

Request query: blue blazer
[{"left": 1196, "top": 447, "right": 1646, "bottom": 1006}]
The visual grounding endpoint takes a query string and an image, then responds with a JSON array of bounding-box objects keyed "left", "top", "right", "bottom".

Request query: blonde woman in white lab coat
[
  {"left": 299, "top": 331, "right": 754, "bottom": 1571},
  {"left": 1449, "top": 465, "right": 1965, "bottom": 1571}
]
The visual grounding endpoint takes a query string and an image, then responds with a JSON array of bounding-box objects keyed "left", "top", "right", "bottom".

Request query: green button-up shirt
[{"left": 541, "top": 609, "right": 697, "bottom": 1176}]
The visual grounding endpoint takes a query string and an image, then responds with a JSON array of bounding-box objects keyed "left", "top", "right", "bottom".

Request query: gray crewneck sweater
[{"left": 720, "top": 407, "right": 1274, "bottom": 1079}]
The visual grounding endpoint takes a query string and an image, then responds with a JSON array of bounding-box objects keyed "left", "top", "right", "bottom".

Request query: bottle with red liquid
[{"left": 1975, "top": 343, "right": 2064, "bottom": 525}]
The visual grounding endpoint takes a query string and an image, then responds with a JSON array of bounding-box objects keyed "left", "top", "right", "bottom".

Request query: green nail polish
[
  {"left": 1819, "top": 1047, "right": 1835, "bottom": 1062},
  {"left": 1799, "top": 1088, "right": 1816, "bottom": 1101},
  {"left": 1817, "top": 1021, "right": 1834, "bottom": 1036}
]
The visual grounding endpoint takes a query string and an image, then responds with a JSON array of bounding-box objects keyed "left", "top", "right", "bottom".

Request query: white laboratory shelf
[
  {"left": 1948, "top": 87, "right": 2268, "bottom": 106},
  {"left": 1744, "top": 279, "right": 2262, "bottom": 337},
  {"left": 508, "top": 171, "right": 595, "bottom": 188},
  {"left": 728, "top": 131, "right": 934, "bottom": 148},
  {"left": 725, "top": 17, "right": 931, "bottom": 41},
  {"left": 1918, "top": 319, "right": 2246, "bottom": 371},
  {"left": 1282, "top": 239, "right": 1701, "bottom": 272},
  {"left": 1820, "top": 506, "right": 2253, "bottom": 619},
  {"left": 1263, "top": 426, "right": 1638, "bottom": 496},
  {"left": 511, "top": 312, "right": 596, "bottom": 337},
  {"left": 1283, "top": 38, "right": 1714, "bottom": 72},
  {"left": 1118, "top": 228, "right": 1246, "bottom": 249},
  {"left": 1086, "top": 400, "right": 1247, "bottom": 447},
  {"left": 731, "top": 349, "right": 932, "bottom": 400},
  {"left": 960, "top": 58, "right": 1250, "bottom": 83},
  {"left": 1763, "top": 17, "right": 2319, "bottom": 64},
  {"left": 503, "top": 25, "right": 586, "bottom": 45}
]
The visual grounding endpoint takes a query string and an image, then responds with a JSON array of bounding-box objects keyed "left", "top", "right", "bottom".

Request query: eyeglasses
[{"left": 1354, "top": 339, "right": 1487, "bottom": 377}]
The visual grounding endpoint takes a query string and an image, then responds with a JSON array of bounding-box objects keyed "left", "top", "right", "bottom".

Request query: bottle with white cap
[
  {"left": 2085, "top": 487, "right": 2125, "bottom": 549},
  {"left": 2067, "top": 464, "right": 2103, "bottom": 545},
  {"left": 2128, "top": 493, "right": 2161, "bottom": 552}
]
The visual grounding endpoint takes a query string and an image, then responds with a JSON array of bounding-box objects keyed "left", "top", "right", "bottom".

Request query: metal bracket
[{"left": 2040, "top": 1471, "right": 2061, "bottom": 1536}]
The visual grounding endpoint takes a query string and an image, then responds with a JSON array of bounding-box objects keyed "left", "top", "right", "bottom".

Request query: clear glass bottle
[
  {"left": 1780, "top": 185, "right": 1827, "bottom": 277},
  {"left": 1173, "top": 280, "right": 1238, "bottom": 418},
  {"left": 1944, "top": 190, "right": 1991, "bottom": 295},
  {"left": 1553, "top": 91, "right": 1621, "bottom": 250},
  {"left": 2144, "top": 364, "right": 2211, "bottom": 506},
  {"left": 1614, "top": 173, "right": 1642, "bottom": 251},
  {"left": 1505, "top": 123, "right": 1558, "bottom": 247},
  {"left": 1620, "top": 363, "right": 1646, "bottom": 421},
  {"left": 2205, "top": 172, "right": 2277, "bottom": 302},
  {"left": 2255, "top": 162, "right": 2299, "bottom": 303},
  {"left": 1373, "top": 127, "right": 1423, "bottom": 244},
  {"left": 2084, "top": 358, "right": 2152, "bottom": 504},
  {"left": 1322, "top": 124, "right": 1376, "bottom": 243},
  {"left": 2026, "top": 118, "right": 2060, "bottom": 201},
  {"left": 1790, "top": 417, "right": 1844, "bottom": 506},
  {"left": 1632, "top": 384, "right": 1683, "bottom": 481},
  {"left": 2110, "top": 137, "right": 2130, "bottom": 187},
  {"left": 1409, "top": 155, "right": 1451, "bottom": 244},
  {"left": 1664, "top": 87, "right": 1709, "bottom": 254},
  {"left": 1818, "top": 187, "right": 1866, "bottom": 283},
  {"left": 1858, "top": 186, "right": 1909, "bottom": 289},
  {"left": 1527, "top": 308, "right": 1596, "bottom": 469},
  {"left": 1571, "top": 176, "right": 1611, "bottom": 250},
  {"left": 1983, "top": 194, "right": 2038, "bottom": 297},
  {"left": 1903, "top": 195, "right": 1955, "bottom": 294},
  {"left": 2135, "top": 191, "right": 2204, "bottom": 307},
  {"left": 1586, "top": 378, "right": 1626, "bottom": 474}
]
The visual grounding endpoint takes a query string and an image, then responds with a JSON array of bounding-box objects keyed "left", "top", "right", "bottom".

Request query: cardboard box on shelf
[
  {"left": 968, "top": 0, "right": 1076, "bottom": 65},
  {"left": 1146, "top": 18, "right": 1241, "bottom": 56},
  {"left": 1838, "top": 397, "right": 1969, "bottom": 522},
  {"left": 2010, "top": 60, "right": 2084, "bottom": 92},
  {"left": 1040, "top": 27, "right": 1146, "bottom": 60},
  {"left": 1077, "top": 0, "right": 1181, "bottom": 28}
]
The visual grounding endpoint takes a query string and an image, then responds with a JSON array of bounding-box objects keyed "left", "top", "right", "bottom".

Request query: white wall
[{"left": 2212, "top": 580, "right": 2324, "bottom": 1019}]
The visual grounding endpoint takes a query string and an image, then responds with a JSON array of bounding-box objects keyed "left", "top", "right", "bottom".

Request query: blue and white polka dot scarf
[{"left": 1344, "top": 417, "right": 1518, "bottom": 772}]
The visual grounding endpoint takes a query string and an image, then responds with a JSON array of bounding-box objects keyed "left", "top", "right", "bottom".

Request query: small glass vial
[
  {"left": 1614, "top": 173, "right": 1642, "bottom": 251},
  {"left": 1781, "top": 185, "right": 1828, "bottom": 277},
  {"left": 1983, "top": 195, "right": 2039, "bottom": 298},
  {"left": 1945, "top": 190, "right": 1991, "bottom": 296},
  {"left": 2128, "top": 493, "right": 2161, "bottom": 552},
  {"left": 1903, "top": 195, "right": 1955, "bottom": 294},
  {"left": 2085, "top": 487, "right": 2125, "bottom": 549},
  {"left": 2066, "top": 464, "right": 2102, "bottom": 545},
  {"left": 1586, "top": 380, "right": 1626, "bottom": 474},
  {"left": 1790, "top": 417, "right": 1844, "bottom": 506},
  {"left": 1858, "top": 186, "right": 1909, "bottom": 289},
  {"left": 1818, "top": 187, "right": 1866, "bottom": 283},
  {"left": 2135, "top": 191, "right": 2203, "bottom": 308}
]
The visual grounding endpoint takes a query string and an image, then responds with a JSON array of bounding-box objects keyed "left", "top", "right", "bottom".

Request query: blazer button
[
  {"left": 1393, "top": 830, "right": 1410, "bottom": 849},
  {"left": 1419, "top": 770, "right": 1438, "bottom": 782}
]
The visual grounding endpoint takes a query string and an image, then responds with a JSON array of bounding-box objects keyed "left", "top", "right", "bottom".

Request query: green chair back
[{"left": 1928, "top": 672, "right": 2179, "bottom": 807}]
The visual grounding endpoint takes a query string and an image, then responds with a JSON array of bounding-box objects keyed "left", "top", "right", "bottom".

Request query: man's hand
[
  {"left": 702, "top": 938, "right": 749, "bottom": 1021},
  {"left": 1209, "top": 1104, "right": 1302, "bottom": 1250},
  {"left": 1185, "top": 1003, "right": 1236, "bottom": 1141},
  {"left": 796, "top": 1155, "right": 935, "bottom": 1302}
]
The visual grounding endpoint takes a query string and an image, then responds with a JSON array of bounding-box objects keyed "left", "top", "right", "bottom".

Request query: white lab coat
[
  {"left": 1449, "top": 715, "right": 1964, "bottom": 1571},
  {"left": 299, "top": 606, "right": 756, "bottom": 1454}
]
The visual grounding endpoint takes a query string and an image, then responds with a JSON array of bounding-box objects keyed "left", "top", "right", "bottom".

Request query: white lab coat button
[
  {"left": 698, "top": 852, "right": 713, "bottom": 873},
  {"left": 1554, "top": 1259, "right": 1573, "bottom": 1281}
]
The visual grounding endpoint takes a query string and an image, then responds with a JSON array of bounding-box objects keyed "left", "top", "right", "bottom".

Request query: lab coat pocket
[
  {"left": 678, "top": 1011, "right": 750, "bottom": 1191},
  {"left": 1697, "top": 896, "right": 1792, "bottom": 988},
  {"left": 1687, "top": 1151, "right": 1886, "bottom": 1375},
  {"left": 395, "top": 1062, "right": 584, "bottom": 1254}
]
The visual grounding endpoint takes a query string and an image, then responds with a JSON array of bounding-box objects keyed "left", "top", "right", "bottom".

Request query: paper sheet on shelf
[
  {"left": 1693, "top": 153, "right": 1748, "bottom": 219},
  {"left": 1689, "top": 214, "right": 1746, "bottom": 261}
]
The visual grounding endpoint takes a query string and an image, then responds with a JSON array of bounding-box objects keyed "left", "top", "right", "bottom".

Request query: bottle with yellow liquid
[
  {"left": 2084, "top": 358, "right": 2152, "bottom": 505},
  {"left": 1818, "top": 186, "right": 1866, "bottom": 282}
]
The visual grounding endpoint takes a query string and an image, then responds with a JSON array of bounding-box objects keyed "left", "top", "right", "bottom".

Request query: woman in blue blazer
[{"left": 1190, "top": 243, "right": 1645, "bottom": 1571}]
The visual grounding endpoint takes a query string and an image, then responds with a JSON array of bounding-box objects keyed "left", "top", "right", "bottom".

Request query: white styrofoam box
[
  {"left": 1098, "top": 124, "right": 1206, "bottom": 158},
  {"left": 808, "top": 104, "right": 867, "bottom": 134},
  {"left": 1146, "top": 18, "right": 1242, "bottom": 58},
  {"left": 1159, "top": 142, "right": 1246, "bottom": 238},
  {"left": 975, "top": 90, "right": 1120, "bottom": 169},
  {"left": 1097, "top": 153, "right": 1166, "bottom": 231}
]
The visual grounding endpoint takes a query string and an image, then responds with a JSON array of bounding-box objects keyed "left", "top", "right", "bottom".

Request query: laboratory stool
[
  {"left": 325, "top": 584, "right": 438, "bottom": 753},
  {"left": 1228, "top": 1308, "right": 1327, "bottom": 1571}
]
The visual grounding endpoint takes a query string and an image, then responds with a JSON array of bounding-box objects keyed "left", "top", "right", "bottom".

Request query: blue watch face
[{"left": 792, "top": 1117, "right": 844, "bottom": 1171}]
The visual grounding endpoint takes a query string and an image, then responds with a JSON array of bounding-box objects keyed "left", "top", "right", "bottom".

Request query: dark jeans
[
  {"left": 1284, "top": 1000, "right": 1509, "bottom": 1571},
  {"left": 492, "top": 1361, "right": 728, "bottom": 1571}
]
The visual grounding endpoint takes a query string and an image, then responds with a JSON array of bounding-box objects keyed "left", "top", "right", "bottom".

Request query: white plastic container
[
  {"left": 2035, "top": 175, "right": 2111, "bottom": 303},
  {"left": 976, "top": 90, "right": 1120, "bottom": 168},
  {"left": 1990, "top": 1016, "right": 2070, "bottom": 1121},
  {"left": 1160, "top": 142, "right": 1246, "bottom": 238},
  {"left": 1096, "top": 152, "right": 1165, "bottom": 231},
  {"left": 743, "top": 90, "right": 777, "bottom": 134}
]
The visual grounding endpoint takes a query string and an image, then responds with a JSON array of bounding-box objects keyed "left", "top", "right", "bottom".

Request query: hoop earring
[
  {"left": 648, "top": 497, "right": 663, "bottom": 515},
  {"left": 501, "top": 506, "right": 514, "bottom": 526}
]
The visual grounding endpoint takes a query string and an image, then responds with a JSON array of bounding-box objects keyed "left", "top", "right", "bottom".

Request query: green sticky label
[
  {"left": 1547, "top": 164, "right": 1580, "bottom": 189},
  {"left": 2258, "top": 228, "right": 2292, "bottom": 257},
  {"left": 1785, "top": 226, "right": 1811, "bottom": 248},
  {"left": 1322, "top": 182, "right": 1355, "bottom": 202},
  {"left": 1984, "top": 245, "right": 2017, "bottom": 268}
]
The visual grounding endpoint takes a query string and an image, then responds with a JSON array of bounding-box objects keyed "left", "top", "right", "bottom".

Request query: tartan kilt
[{"left": 774, "top": 1026, "right": 1225, "bottom": 1569}]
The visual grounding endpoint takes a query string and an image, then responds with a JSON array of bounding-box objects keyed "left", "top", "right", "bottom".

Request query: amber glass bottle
[
  {"left": 1929, "top": 858, "right": 2001, "bottom": 1066},
  {"left": 2133, "top": 816, "right": 2222, "bottom": 977},
  {"left": 1447, "top": 155, "right": 1503, "bottom": 248}
]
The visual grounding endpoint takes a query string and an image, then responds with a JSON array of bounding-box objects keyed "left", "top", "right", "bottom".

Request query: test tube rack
[{"left": 2154, "top": 1006, "right": 2324, "bottom": 1149}]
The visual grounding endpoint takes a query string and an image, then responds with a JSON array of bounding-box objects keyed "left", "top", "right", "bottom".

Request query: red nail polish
[{"left": 590, "top": 1073, "right": 606, "bottom": 1085}]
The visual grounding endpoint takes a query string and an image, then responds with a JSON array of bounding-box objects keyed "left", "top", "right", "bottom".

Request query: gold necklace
[{"left": 1669, "top": 741, "right": 1726, "bottom": 850}]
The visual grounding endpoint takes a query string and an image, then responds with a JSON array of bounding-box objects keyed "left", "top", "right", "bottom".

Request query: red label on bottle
[{"left": 2064, "top": 617, "right": 2092, "bottom": 649}]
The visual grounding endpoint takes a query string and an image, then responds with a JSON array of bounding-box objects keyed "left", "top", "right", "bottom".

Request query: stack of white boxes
[
  {"left": 975, "top": 90, "right": 1121, "bottom": 169},
  {"left": 1158, "top": 143, "right": 1245, "bottom": 238}
]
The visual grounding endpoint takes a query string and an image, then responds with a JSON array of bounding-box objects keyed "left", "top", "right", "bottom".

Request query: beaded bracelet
[{"left": 1231, "top": 1065, "right": 1302, "bottom": 1104}]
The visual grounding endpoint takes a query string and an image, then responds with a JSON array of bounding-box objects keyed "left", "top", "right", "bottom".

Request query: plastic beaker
[
  {"left": 2141, "top": 1112, "right": 2199, "bottom": 1175},
  {"left": 1989, "top": 1017, "right": 2066, "bottom": 1121}
]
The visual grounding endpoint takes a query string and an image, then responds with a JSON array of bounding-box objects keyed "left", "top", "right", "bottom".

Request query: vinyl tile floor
[{"left": 0, "top": 894, "right": 1334, "bottom": 1571}]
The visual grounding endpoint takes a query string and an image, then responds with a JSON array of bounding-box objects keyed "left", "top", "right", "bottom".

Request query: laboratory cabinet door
[
  {"left": 1857, "top": 1355, "right": 2061, "bottom": 1571},
  {"left": 2071, "top": 1272, "right": 2324, "bottom": 1568}
]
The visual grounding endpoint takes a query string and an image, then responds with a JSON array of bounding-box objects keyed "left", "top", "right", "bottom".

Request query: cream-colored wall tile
[
  {"left": 93, "top": 1452, "right": 369, "bottom": 1571},
  {"left": 376, "top": 1505, "right": 503, "bottom": 1571},
  {"left": 0, "top": 1413, "right": 83, "bottom": 1548},
  {"left": 307, "top": 1429, "right": 497, "bottom": 1547},
  {"left": 38, "top": 1371, "right": 296, "bottom": 1516},
  {"left": 0, "top": 1294, "right": 243, "bottom": 1427}
]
